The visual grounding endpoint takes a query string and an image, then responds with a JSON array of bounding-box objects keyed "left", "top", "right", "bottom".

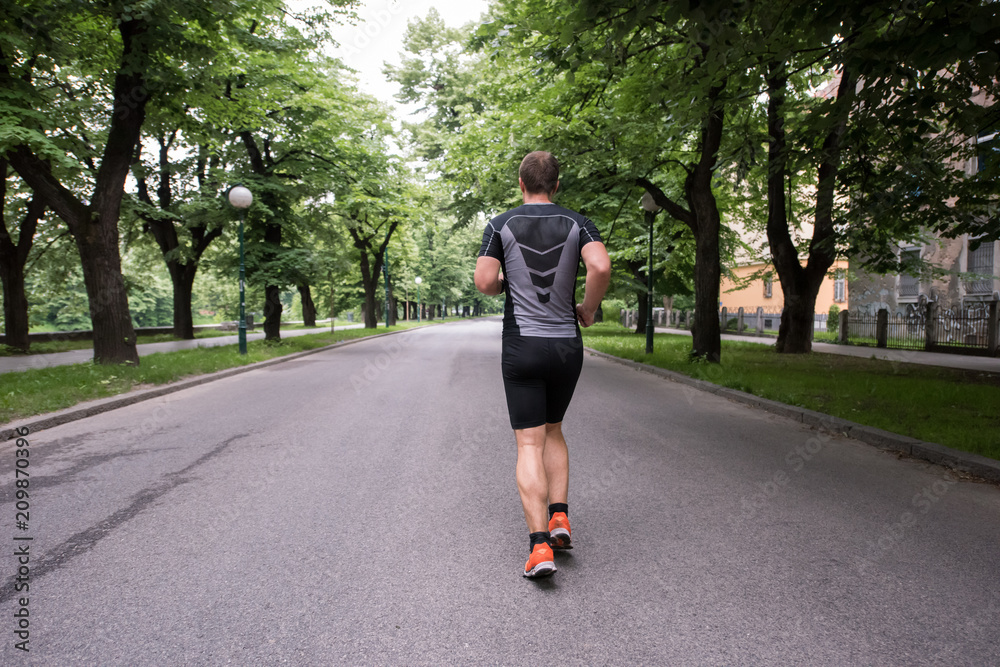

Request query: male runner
[{"left": 474, "top": 151, "right": 611, "bottom": 578}]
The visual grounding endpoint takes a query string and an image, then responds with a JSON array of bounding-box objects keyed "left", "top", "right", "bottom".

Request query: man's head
[{"left": 519, "top": 151, "right": 560, "bottom": 197}]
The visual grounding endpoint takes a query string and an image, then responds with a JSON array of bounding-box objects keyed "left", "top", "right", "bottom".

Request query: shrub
[
  {"left": 601, "top": 298, "right": 627, "bottom": 325},
  {"left": 828, "top": 304, "right": 840, "bottom": 333}
]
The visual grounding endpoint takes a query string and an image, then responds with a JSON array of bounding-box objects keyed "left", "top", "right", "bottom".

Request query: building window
[
  {"left": 965, "top": 239, "right": 995, "bottom": 296},
  {"left": 763, "top": 275, "right": 773, "bottom": 299},
  {"left": 833, "top": 270, "right": 846, "bottom": 303},
  {"left": 899, "top": 249, "right": 920, "bottom": 298}
]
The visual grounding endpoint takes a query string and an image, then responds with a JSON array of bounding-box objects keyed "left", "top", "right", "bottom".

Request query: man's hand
[{"left": 576, "top": 303, "right": 596, "bottom": 328}]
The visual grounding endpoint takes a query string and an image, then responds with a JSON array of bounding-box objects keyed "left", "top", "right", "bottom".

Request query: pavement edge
[
  {"left": 585, "top": 347, "right": 1000, "bottom": 484},
  {"left": 1, "top": 328, "right": 415, "bottom": 443}
]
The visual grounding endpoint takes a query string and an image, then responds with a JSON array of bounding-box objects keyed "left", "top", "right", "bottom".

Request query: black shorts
[{"left": 501, "top": 335, "right": 584, "bottom": 430}]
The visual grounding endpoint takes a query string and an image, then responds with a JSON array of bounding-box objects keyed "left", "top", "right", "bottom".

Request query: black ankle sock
[
  {"left": 548, "top": 503, "right": 568, "bottom": 519},
  {"left": 529, "top": 531, "right": 551, "bottom": 551}
]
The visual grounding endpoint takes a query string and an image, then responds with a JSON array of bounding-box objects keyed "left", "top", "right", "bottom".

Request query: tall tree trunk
[
  {"left": 0, "top": 164, "right": 42, "bottom": 352},
  {"left": 636, "top": 79, "right": 725, "bottom": 362},
  {"left": 74, "top": 224, "right": 139, "bottom": 363},
  {"left": 767, "top": 63, "right": 855, "bottom": 353},
  {"left": 298, "top": 284, "right": 317, "bottom": 326},
  {"left": 261, "top": 215, "right": 283, "bottom": 340},
  {"left": 172, "top": 264, "right": 196, "bottom": 340},
  {"left": 686, "top": 83, "right": 725, "bottom": 362},
  {"left": 635, "top": 290, "right": 649, "bottom": 335},
  {"left": 627, "top": 258, "right": 648, "bottom": 335},
  {"left": 689, "top": 220, "right": 722, "bottom": 361},
  {"left": 354, "top": 239, "right": 379, "bottom": 329},
  {"left": 263, "top": 285, "right": 282, "bottom": 340},
  {"left": 362, "top": 289, "right": 378, "bottom": 328}
]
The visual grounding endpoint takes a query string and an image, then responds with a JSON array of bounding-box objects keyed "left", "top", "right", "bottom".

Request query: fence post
[
  {"left": 988, "top": 299, "right": 999, "bottom": 356},
  {"left": 838, "top": 310, "right": 849, "bottom": 344},
  {"left": 720, "top": 306, "right": 728, "bottom": 331},
  {"left": 737, "top": 307, "right": 744, "bottom": 334},
  {"left": 925, "top": 299, "right": 938, "bottom": 351},
  {"left": 756, "top": 307, "right": 764, "bottom": 336},
  {"left": 876, "top": 308, "right": 888, "bottom": 348}
]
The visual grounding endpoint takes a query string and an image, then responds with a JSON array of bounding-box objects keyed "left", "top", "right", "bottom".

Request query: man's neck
[{"left": 522, "top": 194, "right": 553, "bottom": 204}]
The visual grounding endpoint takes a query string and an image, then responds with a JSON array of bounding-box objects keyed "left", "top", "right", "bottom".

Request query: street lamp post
[
  {"left": 640, "top": 191, "right": 661, "bottom": 355},
  {"left": 415, "top": 277, "right": 422, "bottom": 323},
  {"left": 228, "top": 185, "right": 253, "bottom": 355}
]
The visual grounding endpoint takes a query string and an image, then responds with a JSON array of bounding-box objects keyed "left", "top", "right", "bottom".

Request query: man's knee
[{"left": 515, "top": 424, "right": 547, "bottom": 448}]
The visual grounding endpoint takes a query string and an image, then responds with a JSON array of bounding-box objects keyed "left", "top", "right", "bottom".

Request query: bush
[
  {"left": 601, "top": 298, "right": 627, "bottom": 324},
  {"left": 828, "top": 304, "right": 840, "bottom": 333}
]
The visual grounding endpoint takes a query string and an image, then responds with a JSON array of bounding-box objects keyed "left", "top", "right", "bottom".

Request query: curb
[
  {"left": 1, "top": 328, "right": 418, "bottom": 443},
  {"left": 584, "top": 347, "right": 1000, "bottom": 484}
]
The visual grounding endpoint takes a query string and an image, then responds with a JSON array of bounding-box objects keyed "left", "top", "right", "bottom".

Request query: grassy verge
[
  {"left": 0, "top": 322, "right": 434, "bottom": 425},
  {"left": 581, "top": 323, "right": 1000, "bottom": 460}
]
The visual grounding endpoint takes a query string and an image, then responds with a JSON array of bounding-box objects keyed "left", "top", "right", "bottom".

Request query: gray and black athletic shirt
[{"left": 478, "top": 203, "right": 603, "bottom": 338}]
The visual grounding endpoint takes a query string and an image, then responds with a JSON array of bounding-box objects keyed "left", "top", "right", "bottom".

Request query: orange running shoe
[
  {"left": 523, "top": 542, "right": 556, "bottom": 578},
  {"left": 548, "top": 512, "right": 572, "bottom": 549}
]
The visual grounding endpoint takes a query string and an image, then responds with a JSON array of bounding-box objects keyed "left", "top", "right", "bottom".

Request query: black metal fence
[
  {"left": 933, "top": 307, "right": 994, "bottom": 350},
  {"left": 622, "top": 302, "right": 1000, "bottom": 357},
  {"left": 845, "top": 303, "right": 999, "bottom": 355}
]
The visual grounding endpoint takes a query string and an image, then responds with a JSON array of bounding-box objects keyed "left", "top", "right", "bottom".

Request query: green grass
[
  {"left": 0, "top": 322, "right": 436, "bottom": 425},
  {"left": 581, "top": 323, "right": 1000, "bottom": 461}
]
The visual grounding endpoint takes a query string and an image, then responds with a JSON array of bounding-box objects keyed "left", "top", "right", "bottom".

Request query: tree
[
  {"left": 1, "top": 1, "right": 272, "bottom": 363},
  {"left": 1, "top": 2, "right": 161, "bottom": 363},
  {"left": 757, "top": 0, "right": 1000, "bottom": 352},
  {"left": 336, "top": 161, "right": 413, "bottom": 329},
  {"left": 132, "top": 133, "right": 227, "bottom": 339}
]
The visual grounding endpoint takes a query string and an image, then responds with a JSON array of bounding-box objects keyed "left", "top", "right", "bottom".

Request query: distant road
[{"left": 2, "top": 318, "right": 997, "bottom": 664}]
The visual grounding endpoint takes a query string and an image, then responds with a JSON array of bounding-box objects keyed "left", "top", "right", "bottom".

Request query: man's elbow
[
  {"left": 474, "top": 274, "right": 495, "bottom": 295},
  {"left": 591, "top": 258, "right": 612, "bottom": 281}
]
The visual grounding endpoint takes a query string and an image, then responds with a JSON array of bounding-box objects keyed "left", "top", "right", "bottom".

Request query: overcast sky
[{"left": 323, "top": 0, "right": 492, "bottom": 115}]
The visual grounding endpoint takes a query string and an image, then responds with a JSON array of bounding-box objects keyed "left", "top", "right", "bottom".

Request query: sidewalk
[
  {"left": 654, "top": 325, "right": 1000, "bottom": 373},
  {"left": 0, "top": 323, "right": 368, "bottom": 374}
]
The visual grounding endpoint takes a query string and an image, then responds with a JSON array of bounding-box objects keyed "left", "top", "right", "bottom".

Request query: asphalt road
[{"left": 2, "top": 318, "right": 998, "bottom": 665}]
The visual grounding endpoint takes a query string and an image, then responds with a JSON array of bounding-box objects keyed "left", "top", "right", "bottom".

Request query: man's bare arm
[
  {"left": 474, "top": 256, "right": 504, "bottom": 296},
  {"left": 576, "top": 242, "right": 611, "bottom": 327}
]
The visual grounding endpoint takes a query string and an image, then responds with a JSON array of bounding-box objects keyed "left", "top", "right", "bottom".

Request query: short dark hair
[{"left": 519, "top": 151, "right": 559, "bottom": 195}]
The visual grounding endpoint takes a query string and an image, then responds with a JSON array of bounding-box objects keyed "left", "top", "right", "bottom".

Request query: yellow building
[{"left": 719, "top": 260, "right": 850, "bottom": 314}]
